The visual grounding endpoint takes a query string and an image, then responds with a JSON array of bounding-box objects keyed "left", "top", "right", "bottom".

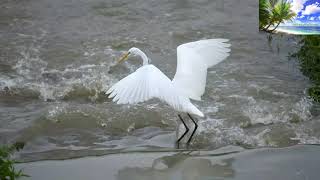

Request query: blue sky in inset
[{"left": 283, "top": 0, "right": 320, "bottom": 25}]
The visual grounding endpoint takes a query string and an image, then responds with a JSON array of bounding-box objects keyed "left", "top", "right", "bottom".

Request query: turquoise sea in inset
[{"left": 276, "top": 26, "right": 320, "bottom": 34}]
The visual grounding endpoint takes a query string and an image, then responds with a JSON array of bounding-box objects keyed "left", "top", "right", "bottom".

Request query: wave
[{"left": 0, "top": 44, "right": 138, "bottom": 102}]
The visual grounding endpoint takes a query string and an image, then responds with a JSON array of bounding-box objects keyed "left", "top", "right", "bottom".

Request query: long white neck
[{"left": 135, "top": 49, "right": 149, "bottom": 66}]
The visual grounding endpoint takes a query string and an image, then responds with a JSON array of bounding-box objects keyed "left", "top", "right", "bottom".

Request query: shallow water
[
  {"left": 17, "top": 145, "right": 320, "bottom": 180},
  {"left": 1, "top": 0, "right": 320, "bottom": 161}
]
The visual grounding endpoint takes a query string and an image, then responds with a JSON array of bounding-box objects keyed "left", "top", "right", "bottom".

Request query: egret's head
[{"left": 117, "top": 47, "right": 140, "bottom": 64}]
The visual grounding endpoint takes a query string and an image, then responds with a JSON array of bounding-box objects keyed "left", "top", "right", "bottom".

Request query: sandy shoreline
[
  {"left": 274, "top": 27, "right": 318, "bottom": 35},
  {"left": 17, "top": 145, "right": 320, "bottom": 180}
]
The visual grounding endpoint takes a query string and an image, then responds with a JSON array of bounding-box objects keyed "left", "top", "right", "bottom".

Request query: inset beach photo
[{"left": 259, "top": 0, "right": 320, "bottom": 34}]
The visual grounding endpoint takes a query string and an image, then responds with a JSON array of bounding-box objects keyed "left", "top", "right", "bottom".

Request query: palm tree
[
  {"left": 269, "top": 0, "right": 296, "bottom": 32},
  {"left": 259, "top": 0, "right": 271, "bottom": 29},
  {"left": 259, "top": 0, "right": 296, "bottom": 33},
  {"left": 269, "top": 0, "right": 279, "bottom": 7}
]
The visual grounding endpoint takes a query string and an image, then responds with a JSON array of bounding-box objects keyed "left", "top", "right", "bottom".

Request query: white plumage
[
  {"left": 173, "top": 39, "right": 231, "bottom": 100},
  {"left": 107, "top": 39, "right": 231, "bottom": 117}
]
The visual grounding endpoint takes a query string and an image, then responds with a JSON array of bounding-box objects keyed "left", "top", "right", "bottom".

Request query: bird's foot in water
[
  {"left": 175, "top": 141, "right": 192, "bottom": 149},
  {"left": 175, "top": 114, "right": 198, "bottom": 149},
  {"left": 175, "top": 141, "right": 180, "bottom": 149}
]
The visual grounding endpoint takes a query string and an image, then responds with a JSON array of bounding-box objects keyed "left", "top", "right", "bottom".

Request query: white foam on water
[
  {"left": 240, "top": 94, "right": 312, "bottom": 125},
  {"left": 290, "top": 97, "right": 312, "bottom": 121},
  {"left": 1, "top": 42, "right": 134, "bottom": 101},
  {"left": 291, "top": 129, "right": 320, "bottom": 145},
  {"left": 47, "top": 103, "right": 69, "bottom": 120},
  {"left": 243, "top": 101, "right": 276, "bottom": 125},
  {"left": 197, "top": 117, "right": 270, "bottom": 147},
  {"left": 0, "top": 76, "right": 21, "bottom": 89}
]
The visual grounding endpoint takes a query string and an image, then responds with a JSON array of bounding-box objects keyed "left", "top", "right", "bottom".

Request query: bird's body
[
  {"left": 107, "top": 38, "right": 231, "bottom": 147},
  {"left": 107, "top": 64, "right": 204, "bottom": 116}
]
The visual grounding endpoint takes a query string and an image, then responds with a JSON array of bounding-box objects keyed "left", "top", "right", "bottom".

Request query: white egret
[{"left": 107, "top": 39, "right": 231, "bottom": 147}]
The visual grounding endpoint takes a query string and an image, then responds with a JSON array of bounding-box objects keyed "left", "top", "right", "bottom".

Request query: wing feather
[
  {"left": 172, "top": 39, "right": 231, "bottom": 100},
  {"left": 107, "top": 64, "right": 204, "bottom": 117},
  {"left": 108, "top": 65, "right": 173, "bottom": 104}
]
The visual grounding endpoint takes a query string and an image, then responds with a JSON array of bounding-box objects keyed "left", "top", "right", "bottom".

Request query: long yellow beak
[{"left": 117, "top": 52, "right": 130, "bottom": 64}]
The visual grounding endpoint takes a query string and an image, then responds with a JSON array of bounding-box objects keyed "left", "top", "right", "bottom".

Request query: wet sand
[{"left": 17, "top": 145, "right": 320, "bottom": 180}]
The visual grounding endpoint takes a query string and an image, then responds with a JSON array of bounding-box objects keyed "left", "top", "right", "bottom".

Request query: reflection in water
[
  {"left": 117, "top": 152, "right": 234, "bottom": 180},
  {"left": 16, "top": 146, "right": 320, "bottom": 180}
]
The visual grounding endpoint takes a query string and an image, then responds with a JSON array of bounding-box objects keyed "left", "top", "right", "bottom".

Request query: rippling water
[{"left": 1, "top": 0, "right": 320, "bottom": 161}]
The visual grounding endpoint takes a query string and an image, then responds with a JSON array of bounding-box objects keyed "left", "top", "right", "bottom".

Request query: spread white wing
[
  {"left": 172, "top": 39, "right": 231, "bottom": 100},
  {"left": 106, "top": 65, "right": 204, "bottom": 116}
]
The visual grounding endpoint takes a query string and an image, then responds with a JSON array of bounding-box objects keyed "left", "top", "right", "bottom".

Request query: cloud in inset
[
  {"left": 302, "top": 2, "right": 320, "bottom": 15},
  {"left": 291, "top": 0, "right": 308, "bottom": 14}
]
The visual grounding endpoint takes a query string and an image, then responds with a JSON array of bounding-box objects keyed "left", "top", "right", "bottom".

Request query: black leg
[
  {"left": 187, "top": 113, "right": 198, "bottom": 144},
  {"left": 176, "top": 114, "right": 189, "bottom": 148}
]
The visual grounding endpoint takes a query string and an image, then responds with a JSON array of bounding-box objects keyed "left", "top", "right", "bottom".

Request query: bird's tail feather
[{"left": 189, "top": 104, "right": 204, "bottom": 117}]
